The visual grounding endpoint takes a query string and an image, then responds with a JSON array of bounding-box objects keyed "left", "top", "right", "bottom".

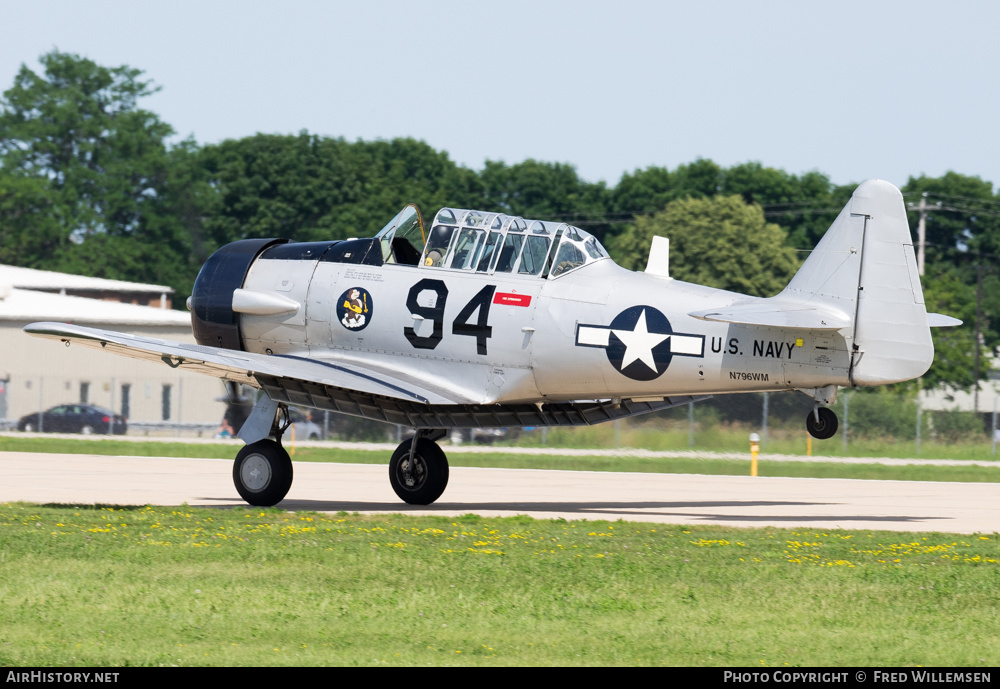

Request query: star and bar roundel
[{"left": 575, "top": 305, "right": 705, "bottom": 381}]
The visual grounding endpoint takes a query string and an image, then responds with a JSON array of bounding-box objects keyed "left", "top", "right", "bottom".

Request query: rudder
[
  {"left": 779, "top": 179, "right": 933, "bottom": 386},
  {"left": 847, "top": 180, "right": 933, "bottom": 385}
]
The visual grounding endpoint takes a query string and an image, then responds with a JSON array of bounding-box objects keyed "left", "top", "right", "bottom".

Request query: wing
[
  {"left": 24, "top": 321, "right": 467, "bottom": 406},
  {"left": 25, "top": 321, "right": 706, "bottom": 428}
]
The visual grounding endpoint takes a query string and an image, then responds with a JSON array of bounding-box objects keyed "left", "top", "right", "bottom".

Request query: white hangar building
[{"left": 0, "top": 265, "right": 225, "bottom": 427}]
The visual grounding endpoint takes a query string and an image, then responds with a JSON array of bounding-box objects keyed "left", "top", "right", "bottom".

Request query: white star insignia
[
  {"left": 575, "top": 307, "right": 705, "bottom": 380},
  {"left": 612, "top": 309, "right": 669, "bottom": 372}
]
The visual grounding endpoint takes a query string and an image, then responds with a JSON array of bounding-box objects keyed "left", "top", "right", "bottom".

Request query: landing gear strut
[
  {"left": 389, "top": 429, "right": 449, "bottom": 505},
  {"left": 806, "top": 406, "right": 838, "bottom": 440}
]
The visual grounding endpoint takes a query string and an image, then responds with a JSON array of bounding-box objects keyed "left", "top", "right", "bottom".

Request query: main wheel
[
  {"left": 389, "top": 437, "right": 449, "bottom": 505},
  {"left": 806, "top": 407, "right": 838, "bottom": 440},
  {"left": 233, "top": 439, "right": 293, "bottom": 506}
]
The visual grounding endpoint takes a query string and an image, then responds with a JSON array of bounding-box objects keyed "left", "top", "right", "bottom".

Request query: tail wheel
[
  {"left": 806, "top": 407, "right": 838, "bottom": 440},
  {"left": 233, "top": 439, "right": 293, "bottom": 506},
  {"left": 389, "top": 438, "right": 449, "bottom": 505}
]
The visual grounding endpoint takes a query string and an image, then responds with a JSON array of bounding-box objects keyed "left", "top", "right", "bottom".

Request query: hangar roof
[
  {"left": 0, "top": 264, "right": 173, "bottom": 294},
  {"left": 0, "top": 286, "right": 191, "bottom": 327}
]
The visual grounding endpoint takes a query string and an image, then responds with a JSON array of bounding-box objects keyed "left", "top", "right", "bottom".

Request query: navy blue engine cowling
[
  {"left": 190, "top": 236, "right": 385, "bottom": 350},
  {"left": 190, "top": 238, "right": 289, "bottom": 350}
]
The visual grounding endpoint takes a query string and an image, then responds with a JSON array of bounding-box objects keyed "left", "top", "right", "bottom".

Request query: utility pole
[
  {"left": 907, "top": 193, "right": 929, "bottom": 276},
  {"left": 917, "top": 193, "right": 927, "bottom": 276},
  {"left": 974, "top": 263, "right": 983, "bottom": 413}
]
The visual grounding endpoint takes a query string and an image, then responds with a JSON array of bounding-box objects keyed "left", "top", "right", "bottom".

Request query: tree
[
  {"left": 197, "top": 133, "right": 483, "bottom": 250},
  {"left": 0, "top": 171, "right": 64, "bottom": 267},
  {"left": 720, "top": 162, "right": 849, "bottom": 250},
  {"left": 607, "top": 159, "right": 723, "bottom": 230},
  {"left": 0, "top": 50, "right": 195, "bottom": 290},
  {"left": 902, "top": 172, "right": 998, "bottom": 259},
  {"left": 478, "top": 159, "right": 608, "bottom": 238},
  {"left": 901, "top": 172, "right": 1000, "bottom": 392},
  {"left": 919, "top": 267, "right": 982, "bottom": 392},
  {"left": 606, "top": 195, "right": 799, "bottom": 297}
]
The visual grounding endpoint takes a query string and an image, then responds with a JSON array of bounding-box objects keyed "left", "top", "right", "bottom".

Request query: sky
[{"left": 2, "top": 0, "right": 999, "bottom": 190}]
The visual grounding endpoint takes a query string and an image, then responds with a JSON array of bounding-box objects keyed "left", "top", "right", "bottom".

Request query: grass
[
  {"left": 514, "top": 423, "right": 1000, "bottom": 462},
  {"left": 3, "top": 434, "right": 1000, "bottom": 483},
  {"left": 0, "top": 502, "right": 997, "bottom": 667}
]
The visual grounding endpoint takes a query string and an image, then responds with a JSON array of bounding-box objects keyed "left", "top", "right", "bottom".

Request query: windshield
[
  {"left": 549, "top": 226, "right": 609, "bottom": 278},
  {"left": 420, "top": 208, "right": 610, "bottom": 277},
  {"left": 374, "top": 204, "right": 426, "bottom": 265}
]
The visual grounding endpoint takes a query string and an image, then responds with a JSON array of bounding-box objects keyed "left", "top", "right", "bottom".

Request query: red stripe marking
[{"left": 493, "top": 292, "right": 531, "bottom": 307}]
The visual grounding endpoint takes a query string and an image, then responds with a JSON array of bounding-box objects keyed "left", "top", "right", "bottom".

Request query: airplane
[{"left": 25, "top": 179, "right": 960, "bottom": 507}]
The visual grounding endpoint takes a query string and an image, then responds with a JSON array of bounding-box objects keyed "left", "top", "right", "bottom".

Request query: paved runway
[{"left": 1, "top": 451, "right": 997, "bottom": 534}]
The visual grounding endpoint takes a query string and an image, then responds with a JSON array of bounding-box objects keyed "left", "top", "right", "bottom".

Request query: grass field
[
  {"left": 0, "top": 502, "right": 997, "bottom": 667},
  {"left": 2, "top": 431, "right": 998, "bottom": 667}
]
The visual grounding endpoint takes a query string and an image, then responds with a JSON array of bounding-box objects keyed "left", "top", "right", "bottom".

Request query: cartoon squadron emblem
[
  {"left": 336, "top": 287, "right": 373, "bottom": 331},
  {"left": 576, "top": 305, "right": 705, "bottom": 381}
]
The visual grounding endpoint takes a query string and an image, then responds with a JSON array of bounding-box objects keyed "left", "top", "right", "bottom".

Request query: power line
[
  {"left": 557, "top": 193, "right": 1000, "bottom": 227},
  {"left": 903, "top": 191, "right": 1000, "bottom": 208}
]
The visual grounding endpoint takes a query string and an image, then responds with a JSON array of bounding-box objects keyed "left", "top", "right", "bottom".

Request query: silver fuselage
[{"left": 238, "top": 256, "right": 849, "bottom": 405}]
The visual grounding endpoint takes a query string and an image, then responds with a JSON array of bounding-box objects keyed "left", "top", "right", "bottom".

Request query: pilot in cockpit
[{"left": 423, "top": 225, "right": 455, "bottom": 267}]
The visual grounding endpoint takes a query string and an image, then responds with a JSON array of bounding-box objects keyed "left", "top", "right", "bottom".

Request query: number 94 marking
[{"left": 404, "top": 280, "right": 495, "bottom": 355}]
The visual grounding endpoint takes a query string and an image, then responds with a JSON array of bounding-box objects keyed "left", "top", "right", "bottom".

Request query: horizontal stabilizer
[
  {"left": 688, "top": 302, "right": 851, "bottom": 330},
  {"left": 927, "top": 313, "right": 962, "bottom": 327}
]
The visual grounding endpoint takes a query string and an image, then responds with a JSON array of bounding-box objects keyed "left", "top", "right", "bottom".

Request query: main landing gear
[
  {"left": 230, "top": 397, "right": 452, "bottom": 507},
  {"left": 389, "top": 429, "right": 450, "bottom": 505},
  {"left": 233, "top": 439, "right": 293, "bottom": 506},
  {"left": 232, "top": 400, "right": 294, "bottom": 506},
  {"left": 806, "top": 406, "right": 838, "bottom": 440}
]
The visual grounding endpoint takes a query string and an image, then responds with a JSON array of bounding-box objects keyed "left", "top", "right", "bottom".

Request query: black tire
[
  {"left": 389, "top": 437, "right": 449, "bottom": 505},
  {"left": 806, "top": 407, "right": 838, "bottom": 440},
  {"left": 233, "top": 439, "right": 293, "bottom": 506},
  {"left": 81, "top": 425, "right": 93, "bottom": 435},
  {"left": 21, "top": 422, "right": 33, "bottom": 433}
]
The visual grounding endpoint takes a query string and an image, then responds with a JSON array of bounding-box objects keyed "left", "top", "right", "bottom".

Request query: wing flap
[
  {"left": 259, "top": 373, "right": 711, "bottom": 428},
  {"left": 23, "top": 322, "right": 474, "bottom": 406}
]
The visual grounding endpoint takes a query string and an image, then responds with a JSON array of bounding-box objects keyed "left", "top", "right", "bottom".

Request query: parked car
[
  {"left": 18, "top": 404, "right": 127, "bottom": 435},
  {"left": 449, "top": 427, "right": 508, "bottom": 445},
  {"left": 288, "top": 409, "right": 322, "bottom": 440}
]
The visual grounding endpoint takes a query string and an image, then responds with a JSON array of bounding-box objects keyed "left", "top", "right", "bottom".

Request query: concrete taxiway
[{"left": 1, "top": 451, "right": 997, "bottom": 534}]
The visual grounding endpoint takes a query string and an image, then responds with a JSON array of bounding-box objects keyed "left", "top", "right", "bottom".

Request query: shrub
[{"left": 931, "top": 408, "right": 986, "bottom": 442}]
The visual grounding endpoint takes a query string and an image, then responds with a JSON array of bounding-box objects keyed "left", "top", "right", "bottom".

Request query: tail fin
[
  {"left": 690, "top": 180, "right": 943, "bottom": 386},
  {"left": 782, "top": 179, "right": 933, "bottom": 386}
]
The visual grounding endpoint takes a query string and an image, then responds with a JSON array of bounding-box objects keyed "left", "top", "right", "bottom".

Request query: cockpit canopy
[{"left": 374, "top": 204, "right": 609, "bottom": 278}]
